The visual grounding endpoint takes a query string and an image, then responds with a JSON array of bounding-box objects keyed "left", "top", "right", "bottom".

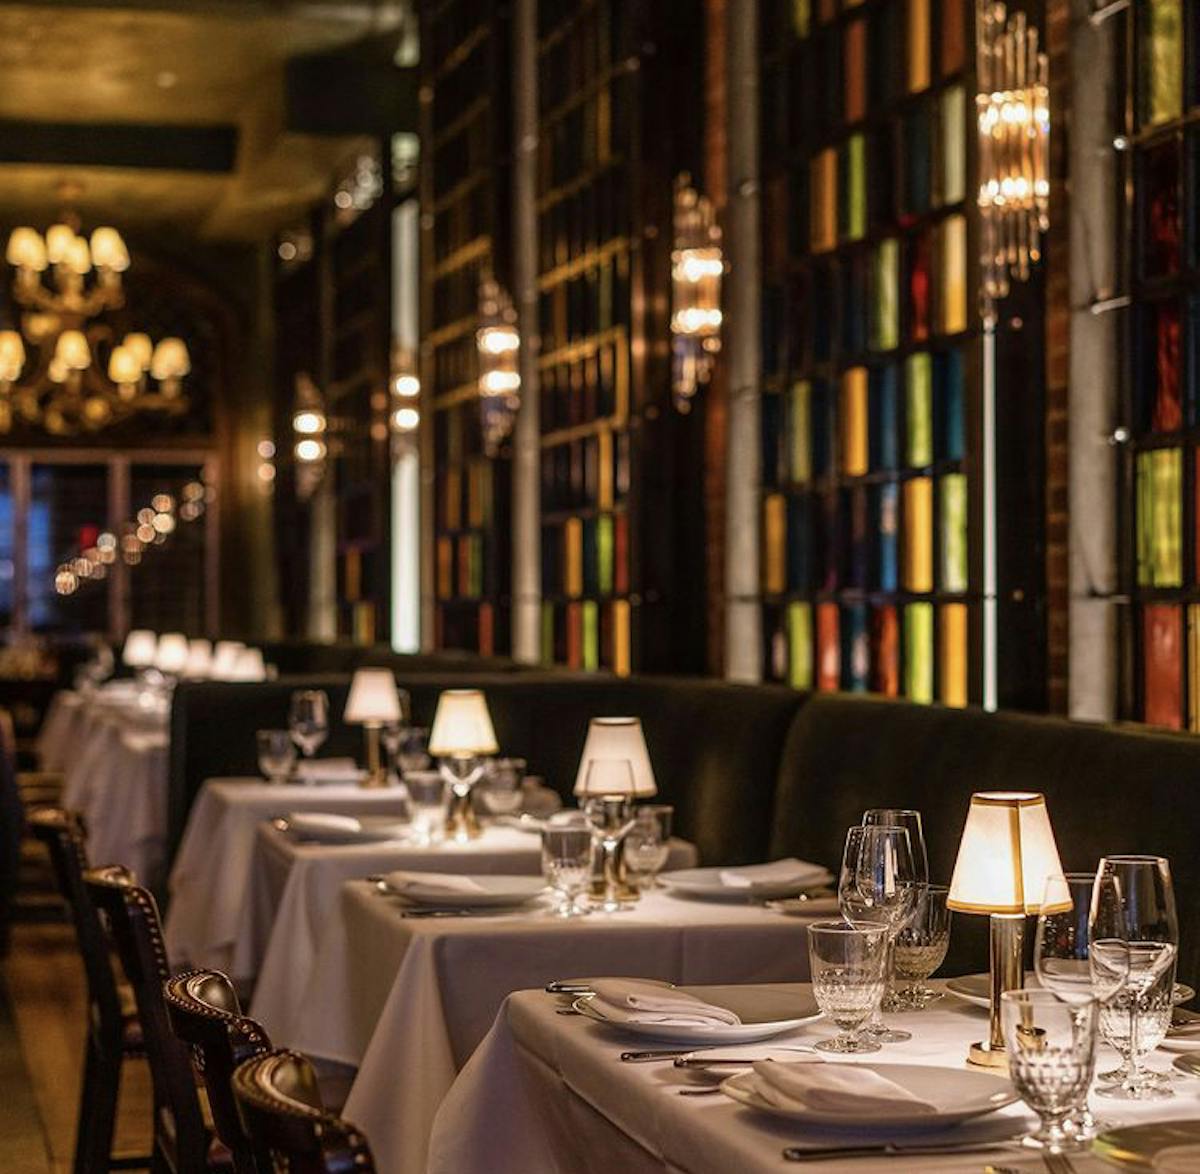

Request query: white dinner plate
[
  {"left": 720, "top": 1063, "right": 1019, "bottom": 1131},
  {"left": 763, "top": 896, "right": 842, "bottom": 917},
  {"left": 281, "top": 813, "right": 409, "bottom": 844},
  {"left": 382, "top": 874, "right": 548, "bottom": 908},
  {"left": 947, "top": 972, "right": 1196, "bottom": 1009},
  {"left": 660, "top": 865, "right": 834, "bottom": 902},
  {"left": 573, "top": 984, "right": 821, "bottom": 1044}
]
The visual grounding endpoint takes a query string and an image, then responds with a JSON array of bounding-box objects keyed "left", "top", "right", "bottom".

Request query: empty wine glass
[
  {"left": 395, "top": 726, "right": 430, "bottom": 775},
  {"left": 892, "top": 883, "right": 951, "bottom": 1008},
  {"left": 478, "top": 758, "right": 527, "bottom": 816},
  {"left": 807, "top": 920, "right": 889, "bottom": 1054},
  {"left": 1001, "top": 989, "right": 1099, "bottom": 1153},
  {"left": 542, "top": 818, "right": 596, "bottom": 918},
  {"left": 623, "top": 805, "right": 673, "bottom": 891},
  {"left": 581, "top": 759, "right": 638, "bottom": 913},
  {"left": 862, "top": 808, "right": 929, "bottom": 883},
  {"left": 256, "top": 729, "right": 296, "bottom": 785},
  {"left": 1089, "top": 855, "right": 1179, "bottom": 1100},
  {"left": 838, "top": 824, "right": 919, "bottom": 1042},
  {"left": 288, "top": 689, "right": 329, "bottom": 760}
]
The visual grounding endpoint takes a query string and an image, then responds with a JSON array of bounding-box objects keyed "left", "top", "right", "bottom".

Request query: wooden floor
[{"left": 2, "top": 921, "right": 153, "bottom": 1174}]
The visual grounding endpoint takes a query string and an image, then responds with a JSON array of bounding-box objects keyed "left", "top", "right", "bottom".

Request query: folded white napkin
[
  {"left": 285, "top": 812, "right": 362, "bottom": 837},
  {"left": 750, "top": 1061, "right": 937, "bottom": 1116},
  {"left": 588, "top": 979, "right": 742, "bottom": 1026},
  {"left": 718, "top": 858, "right": 825, "bottom": 889},
  {"left": 382, "top": 871, "right": 489, "bottom": 896},
  {"left": 294, "top": 757, "right": 361, "bottom": 783}
]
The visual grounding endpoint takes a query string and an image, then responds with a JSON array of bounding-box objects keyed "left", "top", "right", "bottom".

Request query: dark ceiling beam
[
  {"left": 286, "top": 37, "right": 417, "bottom": 136},
  {"left": 0, "top": 121, "right": 237, "bottom": 172}
]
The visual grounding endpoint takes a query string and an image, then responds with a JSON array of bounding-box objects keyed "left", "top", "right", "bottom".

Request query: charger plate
[
  {"left": 1094, "top": 1121, "right": 1200, "bottom": 1169},
  {"left": 947, "top": 972, "right": 1195, "bottom": 1009}
]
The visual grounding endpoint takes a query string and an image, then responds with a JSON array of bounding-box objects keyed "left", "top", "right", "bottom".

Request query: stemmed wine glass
[
  {"left": 581, "top": 759, "right": 637, "bottom": 913},
  {"left": 379, "top": 688, "right": 413, "bottom": 779},
  {"left": 1089, "top": 855, "right": 1178, "bottom": 1100},
  {"left": 838, "top": 824, "right": 919, "bottom": 1043},
  {"left": 288, "top": 690, "right": 329, "bottom": 763},
  {"left": 624, "top": 804, "right": 673, "bottom": 891}
]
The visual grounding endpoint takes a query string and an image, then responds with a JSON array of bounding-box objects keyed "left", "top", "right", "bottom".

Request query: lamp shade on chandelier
[{"left": 0, "top": 214, "right": 191, "bottom": 434}]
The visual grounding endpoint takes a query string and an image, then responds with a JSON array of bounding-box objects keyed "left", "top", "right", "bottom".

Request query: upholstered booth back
[
  {"left": 258, "top": 642, "right": 527, "bottom": 677},
  {"left": 771, "top": 693, "right": 1200, "bottom": 987}
]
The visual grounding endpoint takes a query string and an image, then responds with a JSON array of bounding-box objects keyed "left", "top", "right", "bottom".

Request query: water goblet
[
  {"left": 542, "top": 818, "right": 596, "bottom": 918},
  {"left": 478, "top": 758, "right": 528, "bottom": 816},
  {"left": 395, "top": 726, "right": 430, "bottom": 775},
  {"left": 838, "top": 823, "right": 919, "bottom": 1041},
  {"left": 1001, "top": 989, "right": 1099, "bottom": 1153},
  {"left": 807, "top": 920, "right": 889, "bottom": 1054},
  {"left": 288, "top": 689, "right": 329, "bottom": 760},
  {"left": 405, "top": 770, "right": 449, "bottom": 846},
  {"left": 623, "top": 805, "right": 673, "bottom": 891},
  {"left": 892, "top": 883, "right": 951, "bottom": 1008},
  {"left": 256, "top": 728, "right": 296, "bottom": 785},
  {"left": 581, "top": 759, "right": 638, "bottom": 913}
]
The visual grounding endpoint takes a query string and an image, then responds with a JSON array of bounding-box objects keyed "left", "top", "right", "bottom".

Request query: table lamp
[
  {"left": 574, "top": 717, "right": 658, "bottom": 907},
  {"left": 231, "top": 647, "right": 266, "bottom": 682},
  {"left": 122, "top": 629, "right": 157, "bottom": 671},
  {"left": 344, "top": 668, "right": 403, "bottom": 789},
  {"left": 185, "top": 639, "right": 212, "bottom": 679},
  {"left": 154, "top": 632, "right": 189, "bottom": 678},
  {"left": 429, "top": 689, "right": 498, "bottom": 840},
  {"left": 947, "top": 791, "right": 1069, "bottom": 1068},
  {"left": 211, "top": 641, "right": 244, "bottom": 680}
]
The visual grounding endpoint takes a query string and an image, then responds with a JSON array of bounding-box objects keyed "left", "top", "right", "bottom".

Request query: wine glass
[
  {"left": 862, "top": 808, "right": 929, "bottom": 884},
  {"left": 892, "top": 883, "right": 951, "bottom": 1008},
  {"left": 256, "top": 729, "right": 296, "bottom": 785},
  {"left": 581, "top": 759, "right": 637, "bottom": 913},
  {"left": 395, "top": 726, "right": 430, "bottom": 775},
  {"left": 1089, "top": 855, "right": 1179, "bottom": 1100},
  {"left": 379, "top": 688, "right": 413, "bottom": 777},
  {"left": 478, "top": 758, "right": 528, "bottom": 816},
  {"left": 288, "top": 689, "right": 329, "bottom": 760},
  {"left": 807, "top": 920, "right": 890, "bottom": 1053},
  {"left": 838, "top": 824, "right": 918, "bottom": 1042},
  {"left": 542, "top": 818, "right": 596, "bottom": 917},
  {"left": 623, "top": 805, "right": 673, "bottom": 891}
]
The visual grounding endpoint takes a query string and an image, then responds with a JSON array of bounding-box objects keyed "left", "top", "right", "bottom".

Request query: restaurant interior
[{"left": 1, "top": 0, "right": 1199, "bottom": 1171}]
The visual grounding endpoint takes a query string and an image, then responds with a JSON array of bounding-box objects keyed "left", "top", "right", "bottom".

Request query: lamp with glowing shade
[
  {"left": 947, "top": 791, "right": 1069, "bottom": 1068},
  {"left": 429, "top": 689, "right": 498, "bottom": 840},
  {"left": 210, "top": 641, "right": 244, "bottom": 680},
  {"left": 122, "top": 629, "right": 158, "bottom": 670},
  {"left": 185, "top": 639, "right": 212, "bottom": 679},
  {"left": 344, "top": 668, "right": 403, "bottom": 789},
  {"left": 154, "top": 632, "right": 189, "bottom": 677}
]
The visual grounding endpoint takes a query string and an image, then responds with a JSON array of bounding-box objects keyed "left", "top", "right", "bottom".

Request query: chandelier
[
  {"left": 670, "top": 173, "right": 723, "bottom": 413},
  {"left": 477, "top": 278, "right": 520, "bottom": 458},
  {"left": 0, "top": 213, "right": 190, "bottom": 435}
]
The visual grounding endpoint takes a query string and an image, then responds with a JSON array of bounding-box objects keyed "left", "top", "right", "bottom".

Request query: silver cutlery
[
  {"left": 782, "top": 1137, "right": 1024, "bottom": 1162},
  {"left": 673, "top": 1051, "right": 814, "bottom": 1068},
  {"left": 545, "top": 981, "right": 596, "bottom": 995},
  {"left": 677, "top": 1087, "right": 723, "bottom": 1096},
  {"left": 619, "top": 1045, "right": 814, "bottom": 1064}
]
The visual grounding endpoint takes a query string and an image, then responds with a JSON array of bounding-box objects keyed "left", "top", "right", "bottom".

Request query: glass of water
[
  {"left": 541, "top": 818, "right": 595, "bottom": 918},
  {"left": 624, "top": 804, "right": 673, "bottom": 890},
  {"left": 405, "top": 771, "right": 449, "bottom": 846},
  {"left": 807, "top": 920, "right": 889, "bottom": 1054},
  {"left": 256, "top": 729, "right": 296, "bottom": 784},
  {"left": 478, "top": 758, "right": 527, "bottom": 816},
  {"left": 1001, "top": 989, "right": 1098, "bottom": 1152},
  {"left": 288, "top": 689, "right": 329, "bottom": 760}
]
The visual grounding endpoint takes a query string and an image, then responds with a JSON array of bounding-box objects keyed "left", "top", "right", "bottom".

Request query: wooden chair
[
  {"left": 27, "top": 808, "right": 150, "bottom": 1174},
  {"left": 232, "top": 1049, "right": 375, "bottom": 1174},
  {"left": 164, "top": 970, "right": 270, "bottom": 1174},
  {"left": 84, "top": 865, "right": 229, "bottom": 1174}
]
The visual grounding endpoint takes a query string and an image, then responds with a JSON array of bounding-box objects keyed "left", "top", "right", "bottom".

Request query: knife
[{"left": 783, "top": 1137, "right": 1023, "bottom": 1161}]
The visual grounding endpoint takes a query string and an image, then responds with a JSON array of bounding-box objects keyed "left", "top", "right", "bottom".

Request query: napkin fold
[
  {"left": 382, "top": 870, "right": 489, "bottom": 896},
  {"left": 750, "top": 1060, "right": 937, "bottom": 1116},
  {"left": 718, "top": 858, "right": 825, "bottom": 889},
  {"left": 588, "top": 978, "right": 742, "bottom": 1026},
  {"left": 294, "top": 757, "right": 362, "bottom": 783},
  {"left": 285, "top": 812, "right": 362, "bottom": 837}
]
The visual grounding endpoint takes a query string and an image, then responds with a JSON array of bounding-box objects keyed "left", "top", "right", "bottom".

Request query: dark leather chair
[
  {"left": 84, "top": 865, "right": 228, "bottom": 1174},
  {"left": 232, "top": 1049, "right": 374, "bottom": 1174},
  {"left": 164, "top": 971, "right": 271, "bottom": 1174},
  {"left": 28, "top": 809, "right": 150, "bottom": 1174}
]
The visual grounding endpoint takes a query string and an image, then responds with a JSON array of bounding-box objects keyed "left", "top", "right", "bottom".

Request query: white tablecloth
[
  {"left": 270, "top": 881, "right": 822, "bottom": 1174},
  {"left": 430, "top": 985, "right": 1200, "bottom": 1174},
  {"left": 165, "top": 777, "right": 411, "bottom": 973}
]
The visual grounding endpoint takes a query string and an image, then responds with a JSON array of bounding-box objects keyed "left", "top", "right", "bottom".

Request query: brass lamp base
[
  {"left": 964, "top": 912, "right": 1025, "bottom": 1069},
  {"left": 966, "top": 1040, "right": 1009, "bottom": 1069},
  {"left": 446, "top": 790, "right": 481, "bottom": 841},
  {"left": 359, "top": 724, "right": 390, "bottom": 789}
]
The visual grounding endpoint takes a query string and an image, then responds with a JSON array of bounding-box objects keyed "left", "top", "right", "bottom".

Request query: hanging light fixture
[
  {"left": 670, "top": 173, "right": 723, "bottom": 413},
  {"left": 390, "top": 342, "right": 420, "bottom": 455},
  {"left": 477, "top": 277, "right": 520, "bottom": 457},
  {"left": 293, "top": 372, "right": 328, "bottom": 499}
]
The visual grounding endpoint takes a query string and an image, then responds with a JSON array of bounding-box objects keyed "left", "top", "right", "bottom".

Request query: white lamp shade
[
  {"left": 108, "top": 344, "right": 141, "bottom": 384},
  {"left": 45, "top": 223, "right": 74, "bottom": 265},
  {"left": 0, "top": 330, "right": 25, "bottom": 381},
  {"left": 154, "top": 632, "right": 189, "bottom": 674},
  {"left": 122, "top": 629, "right": 157, "bottom": 668},
  {"left": 211, "top": 641, "right": 245, "bottom": 679},
  {"left": 947, "top": 791, "right": 1068, "bottom": 916},
  {"left": 344, "top": 668, "right": 403, "bottom": 724},
  {"left": 150, "top": 337, "right": 190, "bottom": 380},
  {"left": 55, "top": 330, "right": 90, "bottom": 370},
  {"left": 90, "top": 226, "right": 129, "bottom": 271},
  {"left": 123, "top": 333, "right": 153, "bottom": 370},
  {"left": 428, "top": 689, "right": 498, "bottom": 756},
  {"left": 185, "top": 639, "right": 212, "bottom": 678},
  {"left": 6, "top": 227, "right": 46, "bottom": 270},
  {"left": 573, "top": 717, "right": 657, "bottom": 797}
]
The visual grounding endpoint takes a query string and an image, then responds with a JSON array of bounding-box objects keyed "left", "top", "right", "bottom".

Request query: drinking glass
[
  {"left": 581, "top": 759, "right": 638, "bottom": 913},
  {"left": 1089, "top": 855, "right": 1179, "bottom": 1100},
  {"left": 892, "top": 883, "right": 951, "bottom": 1008},
  {"left": 1001, "top": 989, "right": 1099, "bottom": 1153},
  {"left": 838, "top": 824, "right": 919, "bottom": 1041},
  {"left": 288, "top": 689, "right": 329, "bottom": 759},
  {"left": 405, "top": 771, "right": 449, "bottom": 846},
  {"left": 542, "top": 819, "right": 596, "bottom": 917},
  {"left": 379, "top": 691, "right": 413, "bottom": 775},
  {"left": 395, "top": 727, "right": 430, "bottom": 775},
  {"left": 478, "top": 758, "right": 528, "bottom": 816},
  {"left": 256, "top": 729, "right": 296, "bottom": 785},
  {"left": 623, "top": 805, "right": 673, "bottom": 891},
  {"left": 862, "top": 809, "right": 929, "bottom": 883},
  {"left": 807, "top": 920, "right": 889, "bottom": 1054}
]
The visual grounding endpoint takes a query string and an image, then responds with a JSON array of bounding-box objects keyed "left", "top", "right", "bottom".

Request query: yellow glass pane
[
  {"left": 810, "top": 148, "right": 837, "bottom": 253},
  {"left": 1141, "top": 0, "right": 1183, "bottom": 126},
  {"left": 905, "top": 353, "right": 933, "bottom": 466},
  {"left": 763, "top": 494, "right": 788, "bottom": 594},
  {"left": 904, "top": 602, "right": 934, "bottom": 703},
  {"left": 939, "top": 603, "right": 968, "bottom": 707},
  {"left": 841, "top": 367, "right": 869, "bottom": 476},
  {"left": 872, "top": 238, "right": 900, "bottom": 351},
  {"left": 612, "top": 600, "right": 632, "bottom": 676},
  {"left": 939, "top": 214, "right": 968, "bottom": 334},
  {"left": 903, "top": 476, "right": 934, "bottom": 592},
  {"left": 788, "top": 601, "right": 813, "bottom": 690},
  {"left": 907, "top": 0, "right": 931, "bottom": 93},
  {"left": 1137, "top": 448, "right": 1183, "bottom": 587},
  {"left": 790, "top": 381, "right": 812, "bottom": 484},
  {"left": 564, "top": 517, "right": 583, "bottom": 598}
]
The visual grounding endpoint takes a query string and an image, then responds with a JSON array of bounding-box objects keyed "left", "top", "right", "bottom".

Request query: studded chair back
[
  {"left": 233, "top": 1049, "right": 375, "bottom": 1174},
  {"left": 165, "top": 969, "right": 271, "bottom": 1174},
  {"left": 85, "top": 864, "right": 211, "bottom": 1174}
]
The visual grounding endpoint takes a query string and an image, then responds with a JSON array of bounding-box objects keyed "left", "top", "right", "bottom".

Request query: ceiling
[{"left": 0, "top": 1, "right": 412, "bottom": 241}]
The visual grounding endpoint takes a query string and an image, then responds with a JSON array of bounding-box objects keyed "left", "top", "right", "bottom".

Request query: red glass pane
[
  {"left": 1142, "top": 142, "right": 1181, "bottom": 277},
  {"left": 871, "top": 604, "right": 900, "bottom": 695},
  {"left": 1143, "top": 604, "right": 1183, "bottom": 729},
  {"left": 817, "top": 602, "right": 841, "bottom": 690},
  {"left": 908, "top": 230, "right": 931, "bottom": 342},
  {"left": 1151, "top": 303, "right": 1183, "bottom": 431}
]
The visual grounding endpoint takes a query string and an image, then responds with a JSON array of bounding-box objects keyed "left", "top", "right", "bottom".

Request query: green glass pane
[
  {"left": 844, "top": 134, "right": 866, "bottom": 241},
  {"left": 904, "top": 602, "right": 934, "bottom": 703},
  {"left": 596, "top": 514, "right": 614, "bottom": 595},
  {"left": 582, "top": 601, "right": 599, "bottom": 671},
  {"left": 1140, "top": 0, "right": 1183, "bottom": 127},
  {"left": 787, "top": 601, "right": 813, "bottom": 690},
  {"left": 939, "top": 472, "right": 969, "bottom": 592},
  {"left": 939, "top": 87, "right": 966, "bottom": 206},
  {"left": 872, "top": 239, "right": 900, "bottom": 351},
  {"left": 906, "top": 353, "right": 933, "bottom": 466},
  {"left": 1137, "top": 448, "right": 1183, "bottom": 587},
  {"left": 790, "top": 381, "right": 812, "bottom": 483}
]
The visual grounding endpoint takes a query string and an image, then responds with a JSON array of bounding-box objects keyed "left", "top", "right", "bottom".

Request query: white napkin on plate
[
  {"left": 588, "top": 979, "right": 742, "bottom": 1026},
  {"left": 286, "top": 812, "right": 362, "bottom": 837},
  {"left": 718, "top": 858, "right": 825, "bottom": 889},
  {"left": 382, "top": 871, "right": 489, "bottom": 896},
  {"left": 750, "top": 1061, "right": 937, "bottom": 1116},
  {"left": 294, "top": 757, "right": 361, "bottom": 783}
]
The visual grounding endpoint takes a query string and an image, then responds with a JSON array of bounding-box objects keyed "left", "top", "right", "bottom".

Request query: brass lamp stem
[
  {"left": 969, "top": 912, "right": 1025, "bottom": 1068},
  {"left": 360, "top": 723, "right": 388, "bottom": 788}
]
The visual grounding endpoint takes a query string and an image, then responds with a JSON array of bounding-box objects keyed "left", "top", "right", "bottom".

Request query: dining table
[
  {"left": 428, "top": 982, "right": 1200, "bottom": 1174},
  {"left": 260, "top": 878, "right": 838, "bottom": 1174}
]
